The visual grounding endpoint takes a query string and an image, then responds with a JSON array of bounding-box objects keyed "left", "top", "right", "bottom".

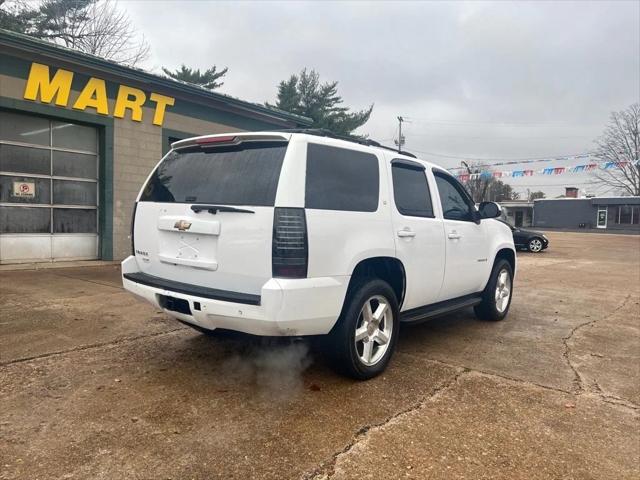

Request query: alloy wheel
[
  {"left": 354, "top": 295, "right": 393, "bottom": 366},
  {"left": 494, "top": 269, "right": 512, "bottom": 313},
  {"left": 529, "top": 238, "right": 543, "bottom": 252}
]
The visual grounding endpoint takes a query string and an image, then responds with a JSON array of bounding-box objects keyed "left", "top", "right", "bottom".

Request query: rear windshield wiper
[{"left": 191, "top": 204, "right": 255, "bottom": 214}]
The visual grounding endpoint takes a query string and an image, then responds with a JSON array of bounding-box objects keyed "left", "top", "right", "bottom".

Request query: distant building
[
  {"left": 564, "top": 187, "right": 579, "bottom": 198},
  {"left": 500, "top": 201, "right": 534, "bottom": 227},
  {"left": 498, "top": 186, "right": 640, "bottom": 232},
  {"left": 533, "top": 196, "right": 640, "bottom": 232}
]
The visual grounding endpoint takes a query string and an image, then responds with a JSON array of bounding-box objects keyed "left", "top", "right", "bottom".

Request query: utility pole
[{"left": 395, "top": 116, "right": 405, "bottom": 152}]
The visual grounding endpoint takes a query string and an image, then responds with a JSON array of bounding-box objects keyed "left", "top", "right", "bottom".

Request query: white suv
[{"left": 122, "top": 131, "right": 515, "bottom": 379}]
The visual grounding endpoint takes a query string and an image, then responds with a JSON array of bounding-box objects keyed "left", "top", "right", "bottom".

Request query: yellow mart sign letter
[{"left": 23, "top": 63, "right": 175, "bottom": 126}]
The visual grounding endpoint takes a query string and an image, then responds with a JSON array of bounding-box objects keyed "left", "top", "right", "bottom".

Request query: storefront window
[
  {"left": 614, "top": 205, "right": 639, "bottom": 225},
  {"left": 618, "top": 205, "right": 632, "bottom": 224}
]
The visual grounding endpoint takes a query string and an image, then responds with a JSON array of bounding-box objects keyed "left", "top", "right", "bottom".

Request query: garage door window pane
[
  {"left": 0, "top": 175, "right": 51, "bottom": 204},
  {"left": 0, "top": 206, "right": 50, "bottom": 233},
  {"left": 0, "top": 144, "right": 50, "bottom": 175},
  {"left": 52, "top": 122, "right": 97, "bottom": 153},
  {"left": 0, "top": 111, "right": 50, "bottom": 146},
  {"left": 53, "top": 208, "right": 97, "bottom": 233},
  {"left": 53, "top": 180, "right": 97, "bottom": 206},
  {"left": 53, "top": 151, "right": 97, "bottom": 179}
]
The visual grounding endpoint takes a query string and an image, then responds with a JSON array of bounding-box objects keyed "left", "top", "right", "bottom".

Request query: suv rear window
[
  {"left": 305, "top": 143, "right": 379, "bottom": 212},
  {"left": 139, "top": 142, "right": 287, "bottom": 206}
]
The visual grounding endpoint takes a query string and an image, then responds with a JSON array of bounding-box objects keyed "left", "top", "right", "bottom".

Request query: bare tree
[
  {"left": 71, "top": 0, "right": 150, "bottom": 66},
  {"left": 527, "top": 189, "right": 545, "bottom": 201},
  {"left": 1, "top": 0, "right": 150, "bottom": 67},
  {"left": 460, "top": 161, "right": 520, "bottom": 203},
  {"left": 592, "top": 103, "right": 640, "bottom": 196}
]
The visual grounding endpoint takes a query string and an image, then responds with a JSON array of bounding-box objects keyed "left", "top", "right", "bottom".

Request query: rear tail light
[{"left": 272, "top": 207, "right": 308, "bottom": 278}]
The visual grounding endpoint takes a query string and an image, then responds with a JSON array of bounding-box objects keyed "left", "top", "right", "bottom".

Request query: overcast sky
[{"left": 126, "top": 0, "right": 640, "bottom": 197}]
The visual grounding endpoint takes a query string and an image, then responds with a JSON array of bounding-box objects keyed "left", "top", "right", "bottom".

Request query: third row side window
[{"left": 305, "top": 143, "right": 379, "bottom": 212}]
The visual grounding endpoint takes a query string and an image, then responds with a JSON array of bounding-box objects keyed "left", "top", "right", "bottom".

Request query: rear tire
[
  {"left": 474, "top": 259, "right": 513, "bottom": 321},
  {"left": 324, "top": 278, "right": 399, "bottom": 380}
]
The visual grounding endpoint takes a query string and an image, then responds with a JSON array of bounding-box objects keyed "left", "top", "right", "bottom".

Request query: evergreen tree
[
  {"left": 267, "top": 69, "right": 373, "bottom": 136},
  {"left": 161, "top": 64, "right": 228, "bottom": 90}
]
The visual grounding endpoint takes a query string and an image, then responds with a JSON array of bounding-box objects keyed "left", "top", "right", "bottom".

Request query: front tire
[
  {"left": 474, "top": 259, "right": 513, "bottom": 321},
  {"left": 528, "top": 237, "right": 544, "bottom": 252},
  {"left": 325, "top": 278, "right": 399, "bottom": 380}
]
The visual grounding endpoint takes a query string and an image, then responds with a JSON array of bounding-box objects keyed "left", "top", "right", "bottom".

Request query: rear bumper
[{"left": 121, "top": 256, "right": 349, "bottom": 336}]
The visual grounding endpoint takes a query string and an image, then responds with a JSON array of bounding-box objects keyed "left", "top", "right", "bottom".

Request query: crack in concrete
[
  {"left": 49, "top": 270, "right": 124, "bottom": 291},
  {"left": 301, "top": 368, "right": 469, "bottom": 480},
  {"left": 0, "top": 327, "right": 186, "bottom": 367},
  {"left": 406, "top": 354, "right": 640, "bottom": 414},
  {"left": 562, "top": 294, "right": 632, "bottom": 395},
  {"left": 592, "top": 380, "right": 640, "bottom": 411},
  {"left": 408, "top": 354, "right": 573, "bottom": 395}
]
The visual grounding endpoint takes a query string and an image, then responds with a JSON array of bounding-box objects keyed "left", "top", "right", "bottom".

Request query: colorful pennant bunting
[{"left": 452, "top": 158, "right": 638, "bottom": 181}]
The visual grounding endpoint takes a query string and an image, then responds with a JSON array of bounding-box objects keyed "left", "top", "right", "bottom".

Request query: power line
[
  {"left": 402, "top": 132, "right": 592, "bottom": 140},
  {"left": 409, "top": 148, "right": 596, "bottom": 163},
  {"left": 403, "top": 116, "right": 576, "bottom": 127},
  {"left": 506, "top": 181, "right": 595, "bottom": 187}
]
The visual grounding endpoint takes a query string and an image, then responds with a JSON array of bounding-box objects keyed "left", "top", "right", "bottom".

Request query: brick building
[{"left": 0, "top": 30, "right": 311, "bottom": 264}]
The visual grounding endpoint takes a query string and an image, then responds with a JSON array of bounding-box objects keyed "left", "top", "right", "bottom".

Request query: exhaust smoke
[{"left": 220, "top": 339, "right": 313, "bottom": 401}]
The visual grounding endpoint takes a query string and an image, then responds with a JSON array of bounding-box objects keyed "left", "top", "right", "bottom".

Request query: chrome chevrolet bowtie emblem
[{"left": 174, "top": 220, "right": 192, "bottom": 231}]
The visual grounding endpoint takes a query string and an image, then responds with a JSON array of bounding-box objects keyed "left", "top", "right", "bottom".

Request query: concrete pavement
[{"left": 1, "top": 232, "right": 638, "bottom": 479}]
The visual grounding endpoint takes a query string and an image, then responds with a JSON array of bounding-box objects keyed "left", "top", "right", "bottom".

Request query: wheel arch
[
  {"left": 493, "top": 247, "right": 516, "bottom": 275},
  {"left": 347, "top": 256, "right": 406, "bottom": 308}
]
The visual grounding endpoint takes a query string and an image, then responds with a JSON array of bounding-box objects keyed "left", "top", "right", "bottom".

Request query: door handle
[
  {"left": 397, "top": 229, "right": 416, "bottom": 238},
  {"left": 448, "top": 232, "right": 462, "bottom": 240}
]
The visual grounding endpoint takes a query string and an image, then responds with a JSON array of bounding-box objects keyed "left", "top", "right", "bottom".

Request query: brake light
[
  {"left": 272, "top": 207, "right": 308, "bottom": 278},
  {"left": 195, "top": 135, "right": 236, "bottom": 145}
]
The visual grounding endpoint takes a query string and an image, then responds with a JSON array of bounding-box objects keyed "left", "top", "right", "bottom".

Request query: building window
[
  {"left": 614, "top": 205, "right": 639, "bottom": 225},
  {"left": 0, "top": 110, "right": 99, "bottom": 235}
]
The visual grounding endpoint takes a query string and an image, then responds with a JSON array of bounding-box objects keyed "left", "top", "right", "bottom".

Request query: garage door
[{"left": 0, "top": 111, "right": 99, "bottom": 264}]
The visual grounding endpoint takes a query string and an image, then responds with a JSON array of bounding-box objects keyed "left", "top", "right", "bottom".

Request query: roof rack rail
[{"left": 275, "top": 128, "right": 417, "bottom": 158}]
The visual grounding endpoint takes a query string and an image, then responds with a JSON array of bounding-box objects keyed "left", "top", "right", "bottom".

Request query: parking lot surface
[{"left": 1, "top": 232, "right": 638, "bottom": 479}]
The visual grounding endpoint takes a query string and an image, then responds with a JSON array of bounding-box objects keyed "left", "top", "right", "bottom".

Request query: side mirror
[{"left": 478, "top": 201, "right": 502, "bottom": 219}]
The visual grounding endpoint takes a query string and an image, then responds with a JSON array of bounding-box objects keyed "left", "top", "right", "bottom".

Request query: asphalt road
[{"left": 1, "top": 232, "right": 638, "bottom": 479}]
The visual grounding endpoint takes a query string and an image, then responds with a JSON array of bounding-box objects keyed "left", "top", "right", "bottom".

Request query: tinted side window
[
  {"left": 391, "top": 163, "right": 434, "bottom": 217},
  {"left": 434, "top": 172, "right": 472, "bottom": 221},
  {"left": 305, "top": 143, "right": 379, "bottom": 212}
]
